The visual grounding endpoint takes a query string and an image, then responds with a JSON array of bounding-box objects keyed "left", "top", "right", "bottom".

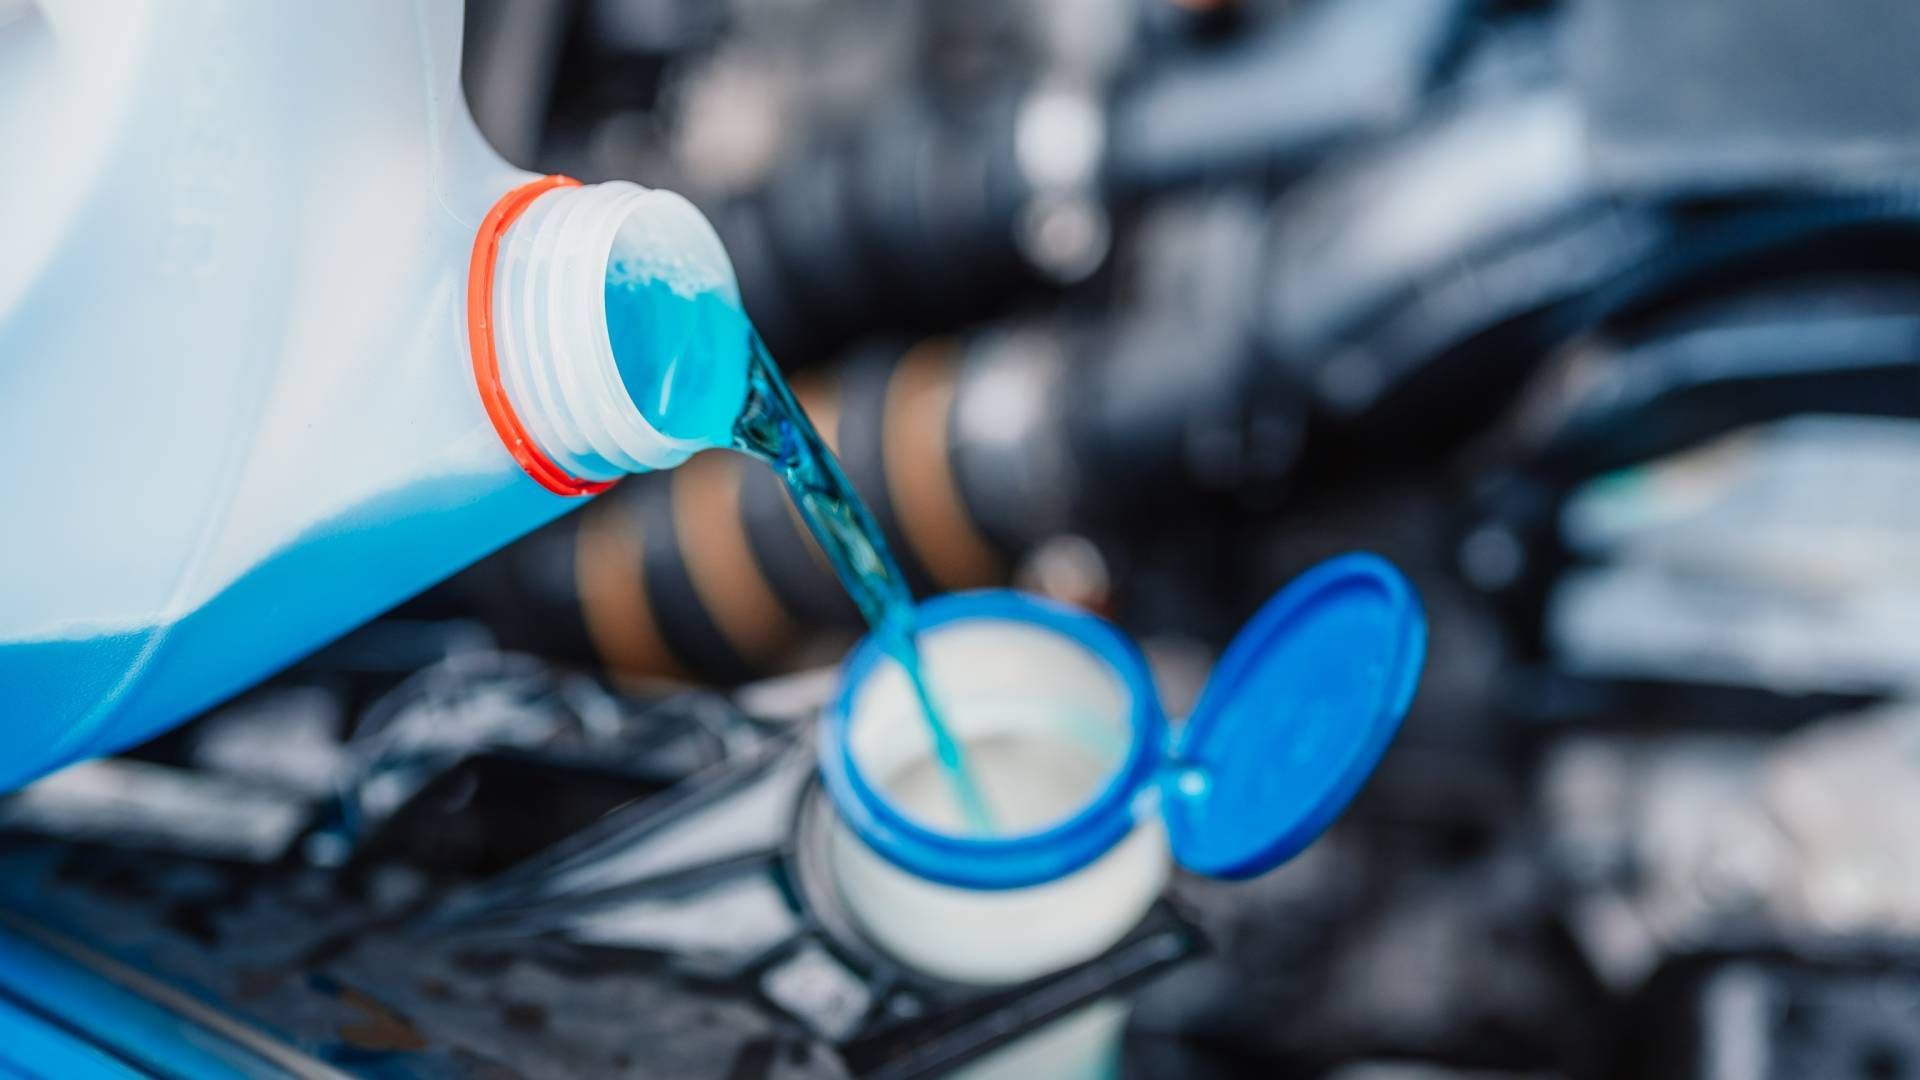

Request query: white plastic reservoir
[
  {"left": 818, "top": 558, "right": 1428, "bottom": 1077},
  {"left": 829, "top": 616, "right": 1171, "bottom": 985}
]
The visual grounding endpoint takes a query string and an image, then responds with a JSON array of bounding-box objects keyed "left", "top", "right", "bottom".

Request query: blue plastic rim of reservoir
[{"left": 818, "top": 590, "right": 1167, "bottom": 891}]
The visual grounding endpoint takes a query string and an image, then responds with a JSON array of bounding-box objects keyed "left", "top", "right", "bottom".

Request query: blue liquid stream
[
  {"left": 601, "top": 259, "right": 993, "bottom": 833},
  {"left": 728, "top": 335, "right": 998, "bottom": 835}
]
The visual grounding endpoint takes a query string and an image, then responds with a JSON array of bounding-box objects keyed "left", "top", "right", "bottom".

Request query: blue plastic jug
[{"left": 0, "top": 2, "right": 751, "bottom": 788}]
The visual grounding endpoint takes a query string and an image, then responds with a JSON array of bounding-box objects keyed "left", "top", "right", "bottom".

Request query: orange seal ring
[{"left": 467, "top": 174, "right": 616, "bottom": 497}]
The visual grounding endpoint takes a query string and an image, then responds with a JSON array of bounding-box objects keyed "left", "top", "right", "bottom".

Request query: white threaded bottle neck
[{"left": 491, "top": 180, "right": 712, "bottom": 482}]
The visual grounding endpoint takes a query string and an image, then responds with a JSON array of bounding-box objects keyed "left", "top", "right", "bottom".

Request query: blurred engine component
[
  {"left": 0, "top": 757, "right": 310, "bottom": 864},
  {"left": 1571, "top": 0, "right": 1920, "bottom": 193},
  {"left": 1544, "top": 706, "right": 1920, "bottom": 990},
  {"left": 1259, "top": 83, "right": 1661, "bottom": 443},
  {"left": 1464, "top": 272, "right": 1920, "bottom": 669},
  {"left": 1622, "top": 951, "right": 1920, "bottom": 1080},
  {"left": 1550, "top": 417, "right": 1920, "bottom": 695},
  {"left": 319, "top": 651, "right": 746, "bottom": 875}
]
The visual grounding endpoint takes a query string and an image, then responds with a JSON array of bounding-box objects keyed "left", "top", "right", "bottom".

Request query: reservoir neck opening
[{"left": 819, "top": 591, "right": 1166, "bottom": 891}]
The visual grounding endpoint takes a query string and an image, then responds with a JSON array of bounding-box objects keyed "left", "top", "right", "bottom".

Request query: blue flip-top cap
[{"left": 1162, "top": 552, "right": 1426, "bottom": 878}]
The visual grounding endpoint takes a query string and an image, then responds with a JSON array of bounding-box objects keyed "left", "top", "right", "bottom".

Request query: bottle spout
[{"left": 473, "top": 177, "right": 751, "bottom": 494}]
